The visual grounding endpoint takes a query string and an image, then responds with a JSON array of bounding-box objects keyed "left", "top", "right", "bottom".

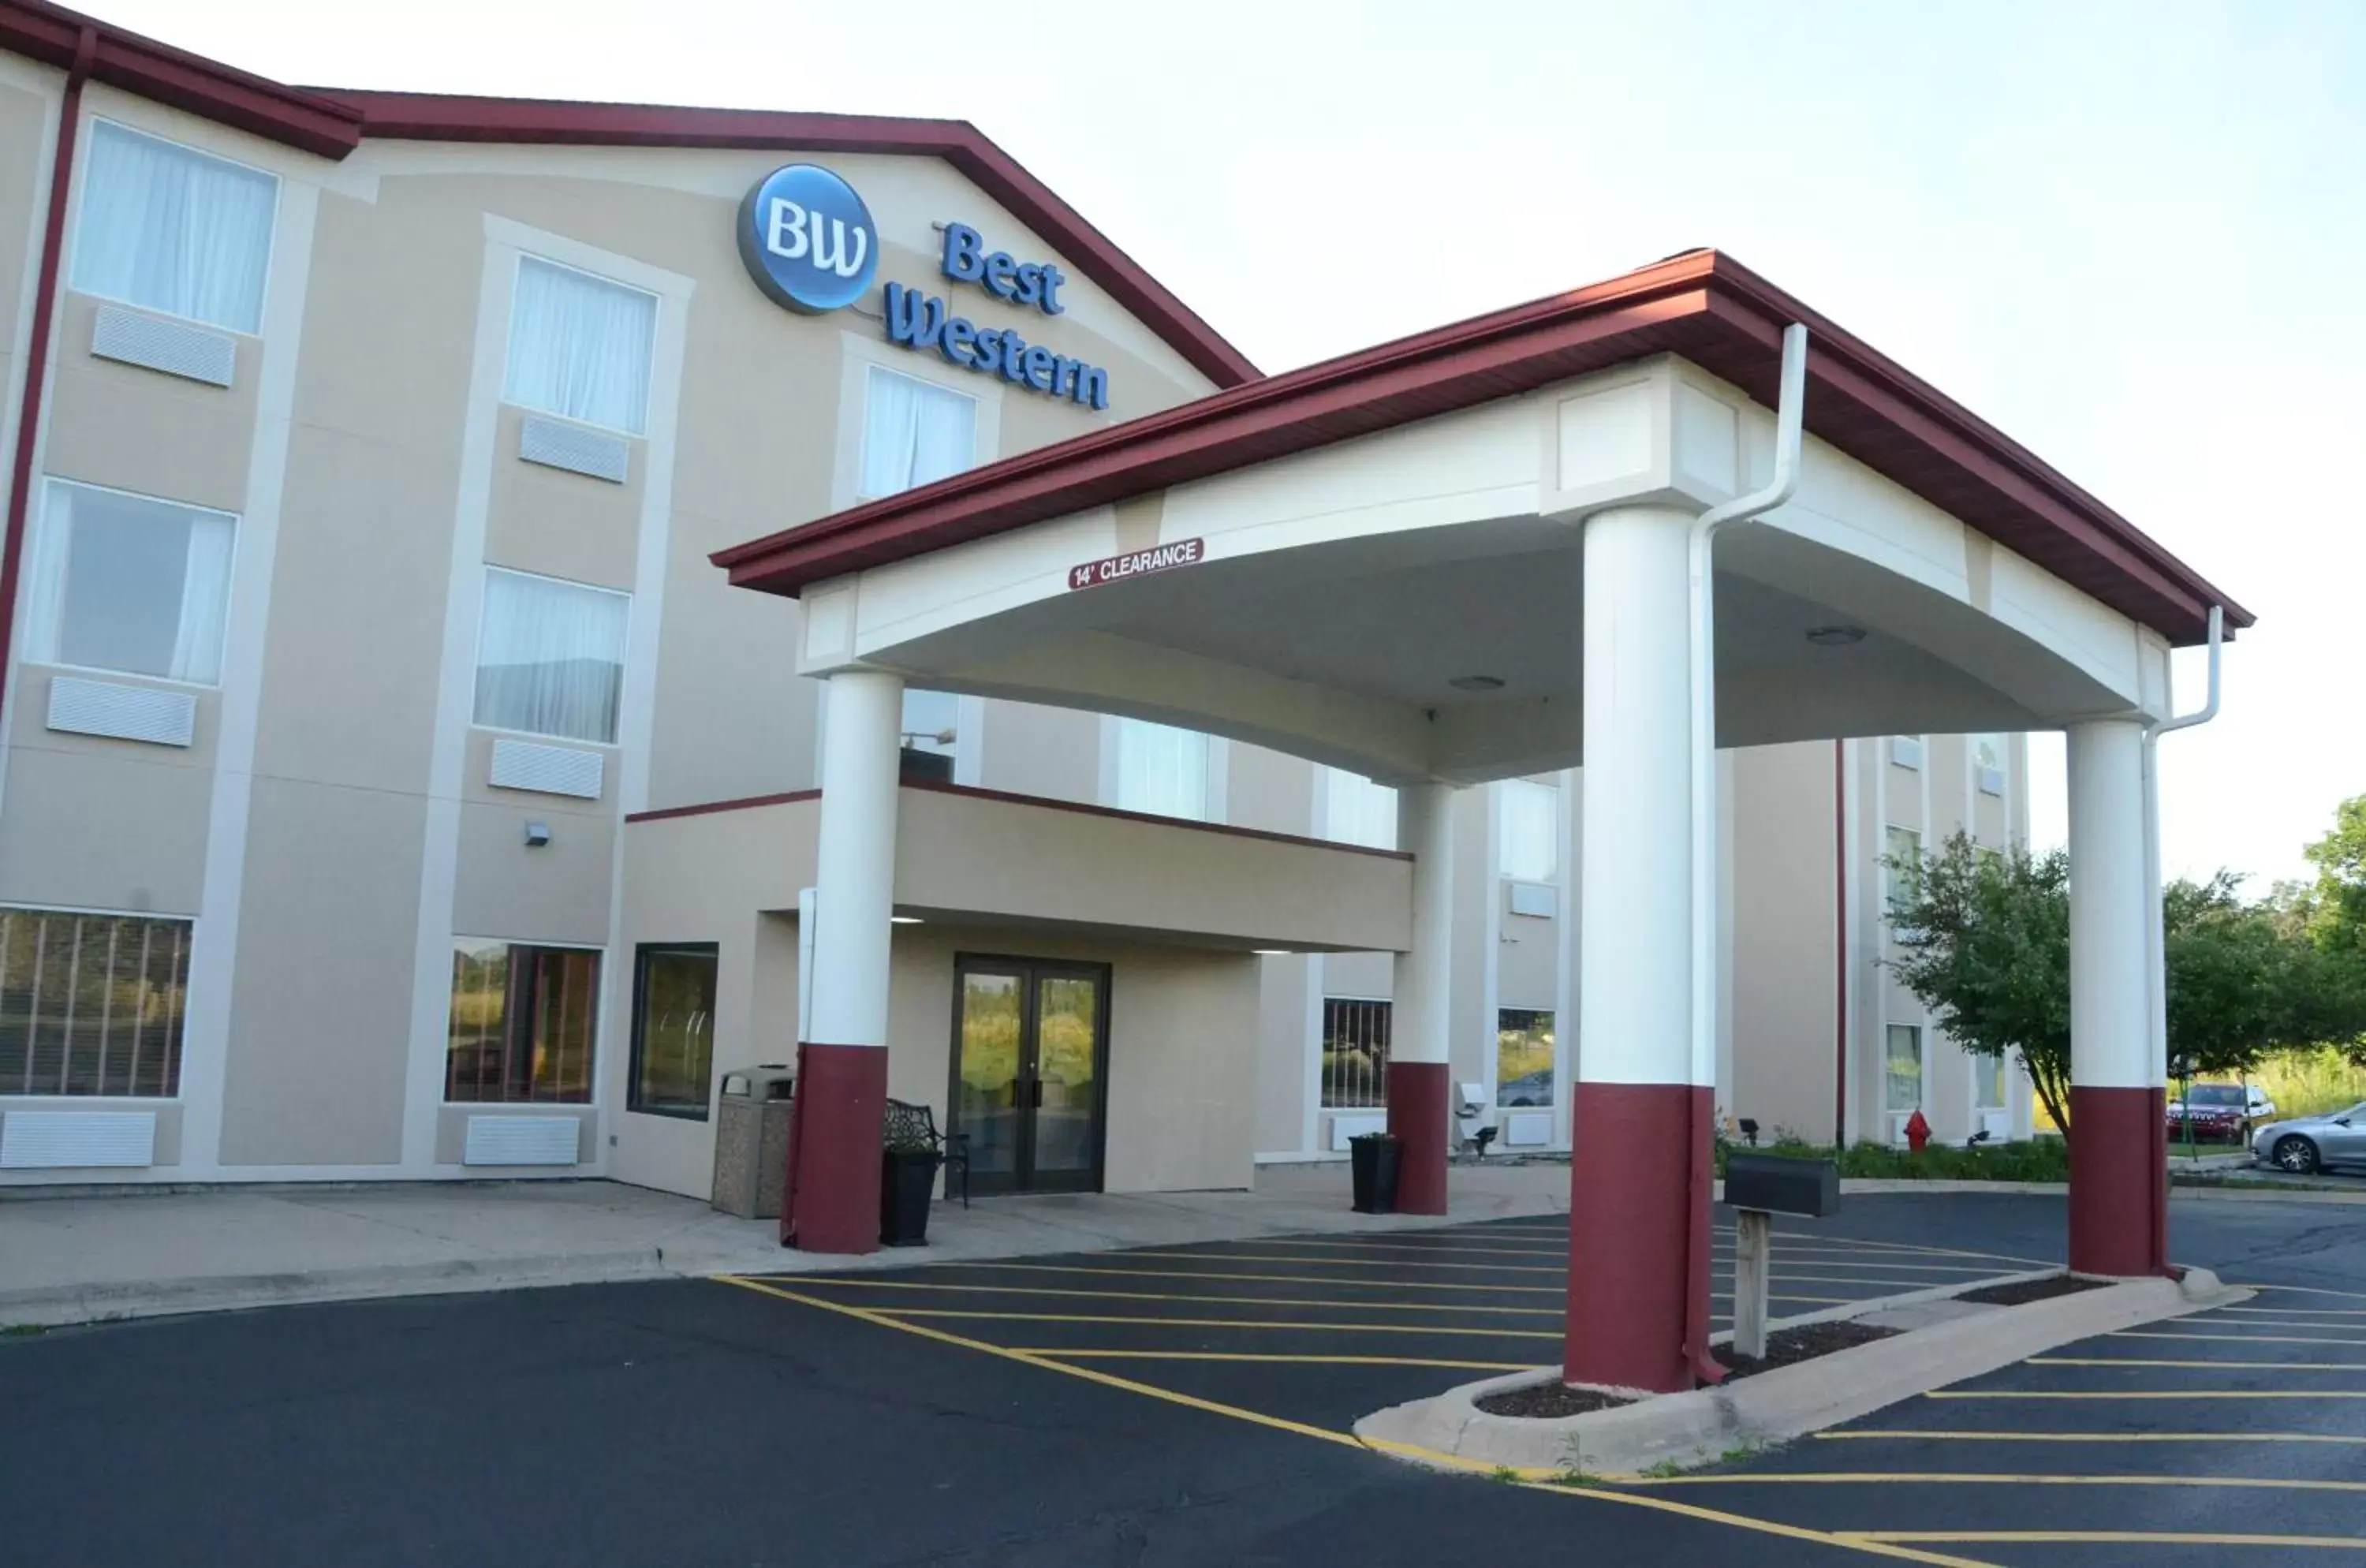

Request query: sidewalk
[{"left": 0, "top": 1162, "right": 1571, "bottom": 1329}]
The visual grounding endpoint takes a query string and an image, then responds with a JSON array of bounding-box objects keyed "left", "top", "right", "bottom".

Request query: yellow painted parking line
[
  {"left": 715, "top": 1276, "right": 1986, "bottom": 1568},
  {"left": 1130, "top": 1248, "right": 1569, "bottom": 1275},
  {"left": 2114, "top": 1330, "right": 2366, "bottom": 1347},
  {"left": 1821, "top": 1429, "right": 2366, "bottom": 1446},
  {"left": 1635, "top": 1472, "right": 2366, "bottom": 1495},
  {"left": 1237, "top": 1236, "right": 1574, "bottom": 1260},
  {"left": 1842, "top": 1531, "right": 2366, "bottom": 1550},
  {"left": 2031, "top": 1356, "right": 2366, "bottom": 1371},
  {"left": 1928, "top": 1388, "right": 2366, "bottom": 1401},
  {"left": 953, "top": 1260, "right": 1571, "bottom": 1294},
  {"left": 871, "top": 1309, "right": 1567, "bottom": 1339},
  {"left": 1014, "top": 1350, "right": 1537, "bottom": 1371},
  {"left": 775, "top": 1275, "right": 1564, "bottom": 1317}
]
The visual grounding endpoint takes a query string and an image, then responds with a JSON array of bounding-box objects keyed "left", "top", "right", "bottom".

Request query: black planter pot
[
  {"left": 880, "top": 1148, "right": 942, "bottom": 1246},
  {"left": 1349, "top": 1133, "right": 1401, "bottom": 1215}
]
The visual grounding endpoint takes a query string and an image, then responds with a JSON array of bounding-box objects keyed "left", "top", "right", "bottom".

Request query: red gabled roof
[
  {"left": 714, "top": 249, "right": 2250, "bottom": 648},
  {"left": 0, "top": 1, "right": 1256, "bottom": 390}
]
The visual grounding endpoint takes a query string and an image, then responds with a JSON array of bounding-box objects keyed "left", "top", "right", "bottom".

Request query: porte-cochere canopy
[{"left": 716, "top": 249, "right": 2248, "bottom": 788}]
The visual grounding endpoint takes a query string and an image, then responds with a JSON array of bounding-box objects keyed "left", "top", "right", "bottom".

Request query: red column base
[
  {"left": 1386, "top": 1060, "right": 1450, "bottom": 1215},
  {"left": 780, "top": 1042, "right": 887, "bottom": 1255},
  {"left": 1566, "top": 1081, "right": 1712, "bottom": 1393},
  {"left": 2069, "top": 1084, "right": 2168, "bottom": 1276}
]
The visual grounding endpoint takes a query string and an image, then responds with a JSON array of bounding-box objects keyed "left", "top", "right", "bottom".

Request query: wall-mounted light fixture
[{"left": 524, "top": 820, "right": 551, "bottom": 847}]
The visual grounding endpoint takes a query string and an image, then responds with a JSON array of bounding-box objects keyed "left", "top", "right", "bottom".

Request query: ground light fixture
[
  {"left": 1448, "top": 674, "right": 1505, "bottom": 691},
  {"left": 1804, "top": 625, "right": 1868, "bottom": 647}
]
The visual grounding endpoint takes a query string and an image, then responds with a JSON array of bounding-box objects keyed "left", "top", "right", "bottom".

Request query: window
[
  {"left": 1972, "top": 733, "right": 2006, "bottom": 797},
  {"left": 1883, "top": 825, "right": 1922, "bottom": 917},
  {"left": 1497, "top": 778, "right": 1558, "bottom": 882},
  {"left": 502, "top": 256, "right": 656, "bottom": 435},
  {"left": 1885, "top": 1024, "right": 1924, "bottom": 1113},
  {"left": 1323, "top": 769, "right": 1397, "bottom": 849},
  {"left": 629, "top": 944, "right": 717, "bottom": 1119},
  {"left": 474, "top": 568, "right": 629, "bottom": 745},
  {"left": 446, "top": 940, "right": 601, "bottom": 1103},
  {"left": 1320, "top": 999, "right": 1390, "bottom": 1108},
  {"left": 900, "top": 689, "right": 961, "bottom": 784},
  {"left": 71, "top": 121, "right": 276, "bottom": 334},
  {"left": 0, "top": 908, "right": 189, "bottom": 1096},
  {"left": 1497, "top": 1008, "right": 1555, "bottom": 1108},
  {"left": 1114, "top": 718, "right": 1208, "bottom": 820},
  {"left": 859, "top": 366, "right": 976, "bottom": 498},
  {"left": 24, "top": 480, "right": 236, "bottom": 685},
  {"left": 1973, "top": 1051, "right": 2009, "bottom": 1111}
]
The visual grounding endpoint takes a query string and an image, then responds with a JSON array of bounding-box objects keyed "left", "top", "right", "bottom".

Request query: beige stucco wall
[{"left": 1730, "top": 741, "right": 1842, "bottom": 1143}]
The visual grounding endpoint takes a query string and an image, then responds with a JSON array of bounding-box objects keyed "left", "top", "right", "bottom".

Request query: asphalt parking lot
[{"left": 740, "top": 1211, "right": 2051, "bottom": 1432}]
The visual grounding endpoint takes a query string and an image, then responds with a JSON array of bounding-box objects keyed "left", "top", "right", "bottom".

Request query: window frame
[
  {"left": 1495, "top": 1006, "right": 1558, "bottom": 1110},
  {"left": 1496, "top": 778, "right": 1560, "bottom": 883},
  {"left": 1883, "top": 824, "right": 1924, "bottom": 917},
  {"left": 1319, "top": 995, "right": 1392, "bottom": 1110},
  {"left": 442, "top": 938, "right": 605, "bottom": 1107},
  {"left": 626, "top": 942, "right": 720, "bottom": 1122},
  {"left": 856, "top": 363, "right": 980, "bottom": 502},
  {"left": 0, "top": 902, "right": 194, "bottom": 1099},
  {"left": 1111, "top": 716, "right": 1212, "bottom": 822},
  {"left": 27, "top": 476, "right": 241, "bottom": 690},
  {"left": 500, "top": 252, "right": 661, "bottom": 438},
  {"left": 470, "top": 564, "right": 633, "bottom": 747},
  {"left": 69, "top": 117, "right": 282, "bottom": 337},
  {"left": 1884, "top": 1022, "right": 1925, "bottom": 1114},
  {"left": 1323, "top": 768, "right": 1398, "bottom": 850}
]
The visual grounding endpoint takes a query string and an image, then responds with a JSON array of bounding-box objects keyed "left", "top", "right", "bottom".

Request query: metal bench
[{"left": 883, "top": 1099, "right": 969, "bottom": 1208}]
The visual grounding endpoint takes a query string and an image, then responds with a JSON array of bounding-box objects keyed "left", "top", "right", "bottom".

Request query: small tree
[
  {"left": 1884, "top": 834, "right": 2074, "bottom": 1139},
  {"left": 2301, "top": 797, "right": 2366, "bottom": 1064}
]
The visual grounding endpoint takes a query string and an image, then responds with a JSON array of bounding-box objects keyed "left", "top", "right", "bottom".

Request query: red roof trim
[
  {"left": 0, "top": 1, "right": 362, "bottom": 158},
  {"left": 713, "top": 250, "right": 2248, "bottom": 647}
]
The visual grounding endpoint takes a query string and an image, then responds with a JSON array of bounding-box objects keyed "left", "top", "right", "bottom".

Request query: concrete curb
[
  {"left": 0, "top": 1248, "right": 680, "bottom": 1328},
  {"left": 1353, "top": 1267, "right": 2245, "bottom": 1478}
]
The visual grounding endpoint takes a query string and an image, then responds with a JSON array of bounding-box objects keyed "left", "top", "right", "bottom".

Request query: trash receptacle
[
  {"left": 1349, "top": 1131, "right": 1401, "bottom": 1214},
  {"left": 711, "top": 1065, "right": 796, "bottom": 1219}
]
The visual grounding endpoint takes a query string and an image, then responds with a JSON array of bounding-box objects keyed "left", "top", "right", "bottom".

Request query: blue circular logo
[{"left": 737, "top": 164, "right": 879, "bottom": 314}]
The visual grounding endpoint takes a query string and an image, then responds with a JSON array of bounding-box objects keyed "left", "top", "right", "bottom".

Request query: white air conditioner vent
[
  {"left": 1327, "top": 1112, "right": 1386, "bottom": 1150},
  {"left": 462, "top": 1115, "right": 580, "bottom": 1167},
  {"left": 0, "top": 1110, "right": 157, "bottom": 1168},
  {"left": 47, "top": 675, "right": 197, "bottom": 747},
  {"left": 519, "top": 415, "right": 630, "bottom": 483},
  {"left": 91, "top": 304, "right": 236, "bottom": 386},
  {"left": 488, "top": 737, "right": 603, "bottom": 800}
]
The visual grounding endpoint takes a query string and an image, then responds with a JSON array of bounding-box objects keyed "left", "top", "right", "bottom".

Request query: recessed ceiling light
[
  {"left": 1252, "top": 948, "right": 1290, "bottom": 956},
  {"left": 890, "top": 915, "right": 924, "bottom": 925},
  {"left": 1449, "top": 674, "right": 1506, "bottom": 692},
  {"left": 1804, "top": 625, "right": 1867, "bottom": 647}
]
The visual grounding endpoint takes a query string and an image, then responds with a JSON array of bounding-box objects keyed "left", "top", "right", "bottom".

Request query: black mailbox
[{"left": 1724, "top": 1153, "right": 1840, "bottom": 1217}]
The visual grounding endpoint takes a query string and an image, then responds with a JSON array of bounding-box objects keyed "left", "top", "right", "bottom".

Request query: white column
[
  {"left": 1392, "top": 782, "right": 1455, "bottom": 1066},
  {"left": 2067, "top": 719, "right": 2151, "bottom": 1089},
  {"left": 808, "top": 670, "right": 903, "bottom": 1047},
  {"left": 1578, "top": 506, "right": 1696, "bottom": 1088}
]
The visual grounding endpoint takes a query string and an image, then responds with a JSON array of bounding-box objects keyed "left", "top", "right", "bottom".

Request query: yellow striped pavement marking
[
  {"left": 1014, "top": 1350, "right": 1536, "bottom": 1371},
  {"left": 772, "top": 1275, "right": 1563, "bottom": 1317},
  {"left": 1842, "top": 1531, "right": 2366, "bottom": 1550},
  {"left": 939, "top": 1260, "right": 1572, "bottom": 1294},
  {"left": 1820, "top": 1429, "right": 2366, "bottom": 1445},
  {"left": 871, "top": 1308, "right": 1566, "bottom": 1339},
  {"left": 1636, "top": 1472, "right": 2366, "bottom": 1495},
  {"left": 1928, "top": 1388, "right": 2366, "bottom": 1401},
  {"left": 2114, "top": 1330, "right": 2366, "bottom": 1346}
]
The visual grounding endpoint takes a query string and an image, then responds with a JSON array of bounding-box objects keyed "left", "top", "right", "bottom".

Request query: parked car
[
  {"left": 2252, "top": 1103, "right": 2366, "bottom": 1174},
  {"left": 2167, "top": 1082, "right": 2266, "bottom": 1143}
]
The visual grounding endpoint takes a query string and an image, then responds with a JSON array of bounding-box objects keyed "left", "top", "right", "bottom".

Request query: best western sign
[{"left": 738, "top": 166, "right": 1111, "bottom": 412}]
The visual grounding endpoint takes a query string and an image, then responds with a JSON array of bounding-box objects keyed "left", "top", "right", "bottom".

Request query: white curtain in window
[
  {"left": 860, "top": 366, "right": 977, "bottom": 497},
  {"left": 502, "top": 257, "right": 657, "bottom": 435},
  {"left": 474, "top": 569, "right": 630, "bottom": 744},
  {"left": 1116, "top": 719, "right": 1207, "bottom": 820},
  {"left": 26, "top": 480, "right": 236, "bottom": 684},
  {"left": 167, "top": 511, "right": 236, "bottom": 684},
  {"left": 21, "top": 483, "right": 72, "bottom": 669},
  {"left": 1325, "top": 769, "right": 1397, "bottom": 849},
  {"left": 72, "top": 121, "right": 276, "bottom": 334},
  {"left": 1496, "top": 778, "right": 1558, "bottom": 881}
]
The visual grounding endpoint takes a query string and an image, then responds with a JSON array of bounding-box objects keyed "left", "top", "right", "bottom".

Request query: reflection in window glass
[
  {"left": 1884, "top": 825, "right": 1922, "bottom": 916},
  {"left": 474, "top": 568, "right": 629, "bottom": 745},
  {"left": 446, "top": 940, "right": 600, "bottom": 1104},
  {"left": 1320, "top": 999, "right": 1390, "bottom": 1108},
  {"left": 27, "top": 480, "right": 236, "bottom": 685},
  {"left": 1497, "top": 1008, "right": 1555, "bottom": 1108},
  {"left": 631, "top": 945, "right": 717, "bottom": 1119},
  {"left": 1885, "top": 1024, "right": 1924, "bottom": 1113},
  {"left": 1974, "top": 1051, "right": 2009, "bottom": 1111},
  {"left": 1498, "top": 779, "right": 1558, "bottom": 882},
  {"left": 900, "top": 689, "right": 960, "bottom": 783},
  {"left": 0, "top": 906, "right": 190, "bottom": 1096}
]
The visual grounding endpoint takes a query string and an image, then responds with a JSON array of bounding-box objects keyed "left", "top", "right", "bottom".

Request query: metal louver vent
[
  {"left": 519, "top": 415, "right": 630, "bottom": 483},
  {"left": 91, "top": 305, "right": 237, "bottom": 387},
  {"left": 48, "top": 676, "right": 197, "bottom": 747},
  {"left": 0, "top": 1111, "right": 157, "bottom": 1168},
  {"left": 462, "top": 1115, "right": 580, "bottom": 1166},
  {"left": 489, "top": 737, "right": 604, "bottom": 800}
]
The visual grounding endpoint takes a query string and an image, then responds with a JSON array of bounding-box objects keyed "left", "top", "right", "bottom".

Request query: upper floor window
[
  {"left": 1972, "top": 733, "right": 2006, "bottom": 797},
  {"left": 25, "top": 479, "right": 236, "bottom": 685},
  {"left": 474, "top": 567, "right": 629, "bottom": 745},
  {"left": 900, "top": 689, "right": 961, "bottom": 783},
  {"left": 1114, "top": 719, "right": 1207, "bottom": 821},
  {"left": 859, "top": 366, "right": 976, "bottom": 498},
  {"left": 503, "top": 256, "right": 657, "bottom": 435},
  {"left": 71, "top": 121, "right": 277, "bottom": 334},
  {"left": 1323, "top": 769, "right": 1397, "bottom": 850},
  {"left": 1884, "top": 824, "right": 1923, "bottom": 916},
  {"left": 1497, "top": 778, "right": 1558, "bottom": 882}
]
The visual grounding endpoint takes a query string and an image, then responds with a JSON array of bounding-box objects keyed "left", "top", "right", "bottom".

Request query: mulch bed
[
  {"left": 1475, "top": 1382, "right": 1636, "bottom": 1419},
  {"left": 1954, "top": 1274, "right": 2112, "bottom": 1307},
  {"left": 1712, "top": 1318, "right": 1897, "bottom": 1380}
]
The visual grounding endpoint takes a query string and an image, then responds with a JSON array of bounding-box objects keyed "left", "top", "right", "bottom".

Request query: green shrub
[{"left": 1715, "top": 1137, "right": 2069, "bottom": 1182}]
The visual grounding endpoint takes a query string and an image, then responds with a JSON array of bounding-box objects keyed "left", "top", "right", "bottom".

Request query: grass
[
  {"left": 2252, "top": 1047, "right": 2366, "bottom": 1120},
  {"left": 1, "top": 1323, "right": 47, "bottom": 1338}
]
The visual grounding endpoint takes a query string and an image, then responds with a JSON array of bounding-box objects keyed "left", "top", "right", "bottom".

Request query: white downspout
[
  {"left": 2144, "top": 605, "right": 2224, "bottom": 1082},
  {"left": 1689, "top": 324, "right": 1808, "bottom": 1107}
]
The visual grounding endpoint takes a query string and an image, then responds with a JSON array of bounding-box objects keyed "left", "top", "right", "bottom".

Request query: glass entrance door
[{"left": 950, "top": 957, "right": 1109, "bottom": 1195}]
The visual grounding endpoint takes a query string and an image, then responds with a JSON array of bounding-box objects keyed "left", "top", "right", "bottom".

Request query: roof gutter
[
  {"left": 1681, "top": 320, "right": 1808, "bottom": 1386},
  {"left": 0, "top": 23, "right": 94, "bottom": 737}
]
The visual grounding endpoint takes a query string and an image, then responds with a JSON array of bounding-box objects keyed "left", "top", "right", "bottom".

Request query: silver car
[{"left": 2253, "top": 1103, "right": 2366, "bottom": 1174}]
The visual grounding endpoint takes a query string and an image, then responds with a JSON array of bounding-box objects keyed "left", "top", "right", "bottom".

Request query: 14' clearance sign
[{"left": 1067, "top": 538, "right": 1205, "bottom": 591}]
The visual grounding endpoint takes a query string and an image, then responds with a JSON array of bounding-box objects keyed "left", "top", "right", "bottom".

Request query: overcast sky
[{"left": 91, "top": 0, "right": 2366, "bottom": 887}]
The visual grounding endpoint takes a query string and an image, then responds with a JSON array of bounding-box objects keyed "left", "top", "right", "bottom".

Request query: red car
[{"left": 2167, "top": 1083, "right": 2254, "bottom": 1143}]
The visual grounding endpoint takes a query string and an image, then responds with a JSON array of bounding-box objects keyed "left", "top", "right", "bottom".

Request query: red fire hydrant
[{"left": 1904, "top": 1108, "right": 1931, "bottom": 1154}]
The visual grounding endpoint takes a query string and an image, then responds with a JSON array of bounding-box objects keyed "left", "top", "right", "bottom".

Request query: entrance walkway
[{"left": 0, "top": 1163, "right": 1567, "bottom": 1328}]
